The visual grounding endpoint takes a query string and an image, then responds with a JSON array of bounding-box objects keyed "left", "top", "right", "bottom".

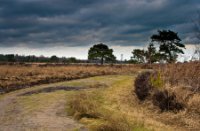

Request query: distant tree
[
  {"left": 0, "top": 54, "right": 7, "bottom": 62},
  {"left": 145, "top": 43, "right": 166, "bottom": 63},
  {"left": 88, "top": 43, "right": 116, "bottom": 65},
  {"left": 128, "top": 59, "right": 139, "bottom": 64},
  {"left": 151, "top": 30, "right": 185, "bottom": 63},
  {"left": 146, "top": 43, "right": 157, "bottom": 64},
  {"left": 131, "top": 49, "right": 146, "bottom": 63},
  {"left": 68, "top": 57, "right": 77, "bottom": 63},
  {"left": 6, "top": 54, "right": 15, "bottom": 62},
  {"left": 50, "top": 55, "right": 59, "bottom": 63}
]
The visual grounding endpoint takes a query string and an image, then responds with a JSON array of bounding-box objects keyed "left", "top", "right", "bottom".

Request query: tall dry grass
[
  {"left": 67, "top": 91, "right": 146, "bottom": 131},
  {"left": 0, "top": 64, "right": 139, "bottom": 93},
  {"left": 153, "top": 62, "right": 200, "bottom": 91}
]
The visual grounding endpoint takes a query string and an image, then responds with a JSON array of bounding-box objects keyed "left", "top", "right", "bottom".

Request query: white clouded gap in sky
[{"left": 0, "top": 45, "right": 196, "bottom": 61}]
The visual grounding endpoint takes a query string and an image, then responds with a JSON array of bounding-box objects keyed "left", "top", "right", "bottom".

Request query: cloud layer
[{"left": 0, "top": 0, "right": 200, "bottom": 48}]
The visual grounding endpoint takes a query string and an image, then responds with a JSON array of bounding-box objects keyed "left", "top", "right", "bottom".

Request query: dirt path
[
  {"left": 0, "top": 86, "right": 88, "bottom": 131},
  {"left": 22, "top": 98, "right": 87, "bottom": 131}
]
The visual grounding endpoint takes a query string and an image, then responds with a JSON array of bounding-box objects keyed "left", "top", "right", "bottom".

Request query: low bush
[
  {"left": 152, "top": 90, "right": 184, "bottom": 111},
  {"left": 134, "top": 71, "right": 153, "bottom": 101}
]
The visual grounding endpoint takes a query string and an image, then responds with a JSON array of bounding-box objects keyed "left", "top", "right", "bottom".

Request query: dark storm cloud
[{"left": 0, "top": 0, "right": 200, "bottom": 48}]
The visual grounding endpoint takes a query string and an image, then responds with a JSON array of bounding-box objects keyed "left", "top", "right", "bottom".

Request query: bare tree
[
  {"left": 192, "top": 12, "right": 200, "bottom": 61},
  {"left": 192, "top": 44, "right": 200, "bottom": 61}
]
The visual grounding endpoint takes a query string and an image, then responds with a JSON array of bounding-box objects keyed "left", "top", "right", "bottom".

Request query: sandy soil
[{"left": 0, "top": 86, "right": 88, "bottom": 131}]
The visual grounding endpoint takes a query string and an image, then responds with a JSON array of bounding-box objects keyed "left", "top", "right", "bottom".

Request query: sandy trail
[{"left": 0, "top": 86, "right": 88, "bottom": 131}]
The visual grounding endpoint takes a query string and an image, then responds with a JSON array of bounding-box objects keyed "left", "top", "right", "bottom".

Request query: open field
[
  {"left": 0, "top": 64, "right": 139, "bottom": 93},
  {"left": 0, "top": 75, "right": 145, "bottom": 131},
  {"left": 1, "top": 73, "right": 199, "bottom": 131},
  {"left": 0, "top": 62, "right": 199, "bottom": 131}
]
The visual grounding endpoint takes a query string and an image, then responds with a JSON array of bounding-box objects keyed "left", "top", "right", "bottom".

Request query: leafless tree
[
  {"left": 192, "top": 44, "right": 200, "bottom": 61},
  {"left": 192, "top": 12, "right": 200, "bottom": 61}
]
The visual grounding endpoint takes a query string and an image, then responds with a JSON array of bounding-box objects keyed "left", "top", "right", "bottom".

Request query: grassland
[
  {"left": 0, "top": 62, "right": 199, "bottom": 131},
  {"left": 66, "top": 75, "right": 151, "bottom": 131},
  {"left": 0, "top": 74, "right": 148, "bottom": 130},
  {"left": 0, "top": 64, "right": 139, "bottom": 93},
  {"left": 66, "top": 62, "right": 200, "bottom": 131}
]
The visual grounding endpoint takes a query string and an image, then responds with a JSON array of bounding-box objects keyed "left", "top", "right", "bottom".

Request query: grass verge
[{"left": 66, "top": 75, "right": 151, "bottom": 131}]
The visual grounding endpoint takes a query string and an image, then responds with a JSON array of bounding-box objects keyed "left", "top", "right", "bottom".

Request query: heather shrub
[
  {"left": 134, "top": 71, "right": 153, "bottom": 101},
  {"left": 134, "top": 71, "right": 164, "bottom": 101},
  {"left": 152, "top": 90, "right": 184, "bottom": 111}
]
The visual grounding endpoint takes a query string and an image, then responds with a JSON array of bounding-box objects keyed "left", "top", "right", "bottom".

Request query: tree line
[{"left": 0, "top": 54, "right": 80, "bottom": 63}]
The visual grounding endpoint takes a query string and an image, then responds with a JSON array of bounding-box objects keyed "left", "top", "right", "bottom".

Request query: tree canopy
[
  {"left": 131, "top": 49, "right": 146, "bottom": 63},
  {"left": 146, "top": 43, "right": 162, "bottom": 64},
  {"left": 151, "top": 30, "right": 185, "bottom": 63},
  {"left": 88, "top": 43, "right": 116, "bottom": 65}
]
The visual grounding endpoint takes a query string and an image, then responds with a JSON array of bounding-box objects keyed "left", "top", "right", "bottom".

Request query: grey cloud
[{"left": 0, "top": 0, "right": 200, "bottom": 48}]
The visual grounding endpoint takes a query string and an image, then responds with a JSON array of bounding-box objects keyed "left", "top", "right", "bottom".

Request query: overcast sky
[{"left": 0, "top": 0, "right": 200, "bottom": 60}]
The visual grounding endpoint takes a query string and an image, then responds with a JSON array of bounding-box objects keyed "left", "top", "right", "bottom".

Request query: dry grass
[
  {"left": 133, "top": 62, "right": 200, "bottom": 130},
  {"left": 67, "top": 92, "right": 101, "bottom": 120},
  {"left": 153, "top": 62, "right": 200, "bottom": 92},
  {"left": 67, "top": 75, "right": 154, "bottom": 131},
  {"left": 0, "top": 64, "right": 139, "bottom": 93},
  {"left": 69, "top": 74, "right": 197, "bottom": 130},
  {"left": 153, "top": 62, "right": 200, "bottom": 115},
  {"left": 1, "top": 62, "right": 199, "bottom": 130},
  {"left": 67, "top": 91, "right": 148, "bottom": 131}
]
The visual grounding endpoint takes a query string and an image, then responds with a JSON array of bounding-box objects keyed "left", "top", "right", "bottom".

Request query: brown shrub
[
  {"left": 134, "top": 71, "right": 153, "bottom": 101},
  {"left": 152, "top": 90, "right": 184, "bottom": 112}
]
